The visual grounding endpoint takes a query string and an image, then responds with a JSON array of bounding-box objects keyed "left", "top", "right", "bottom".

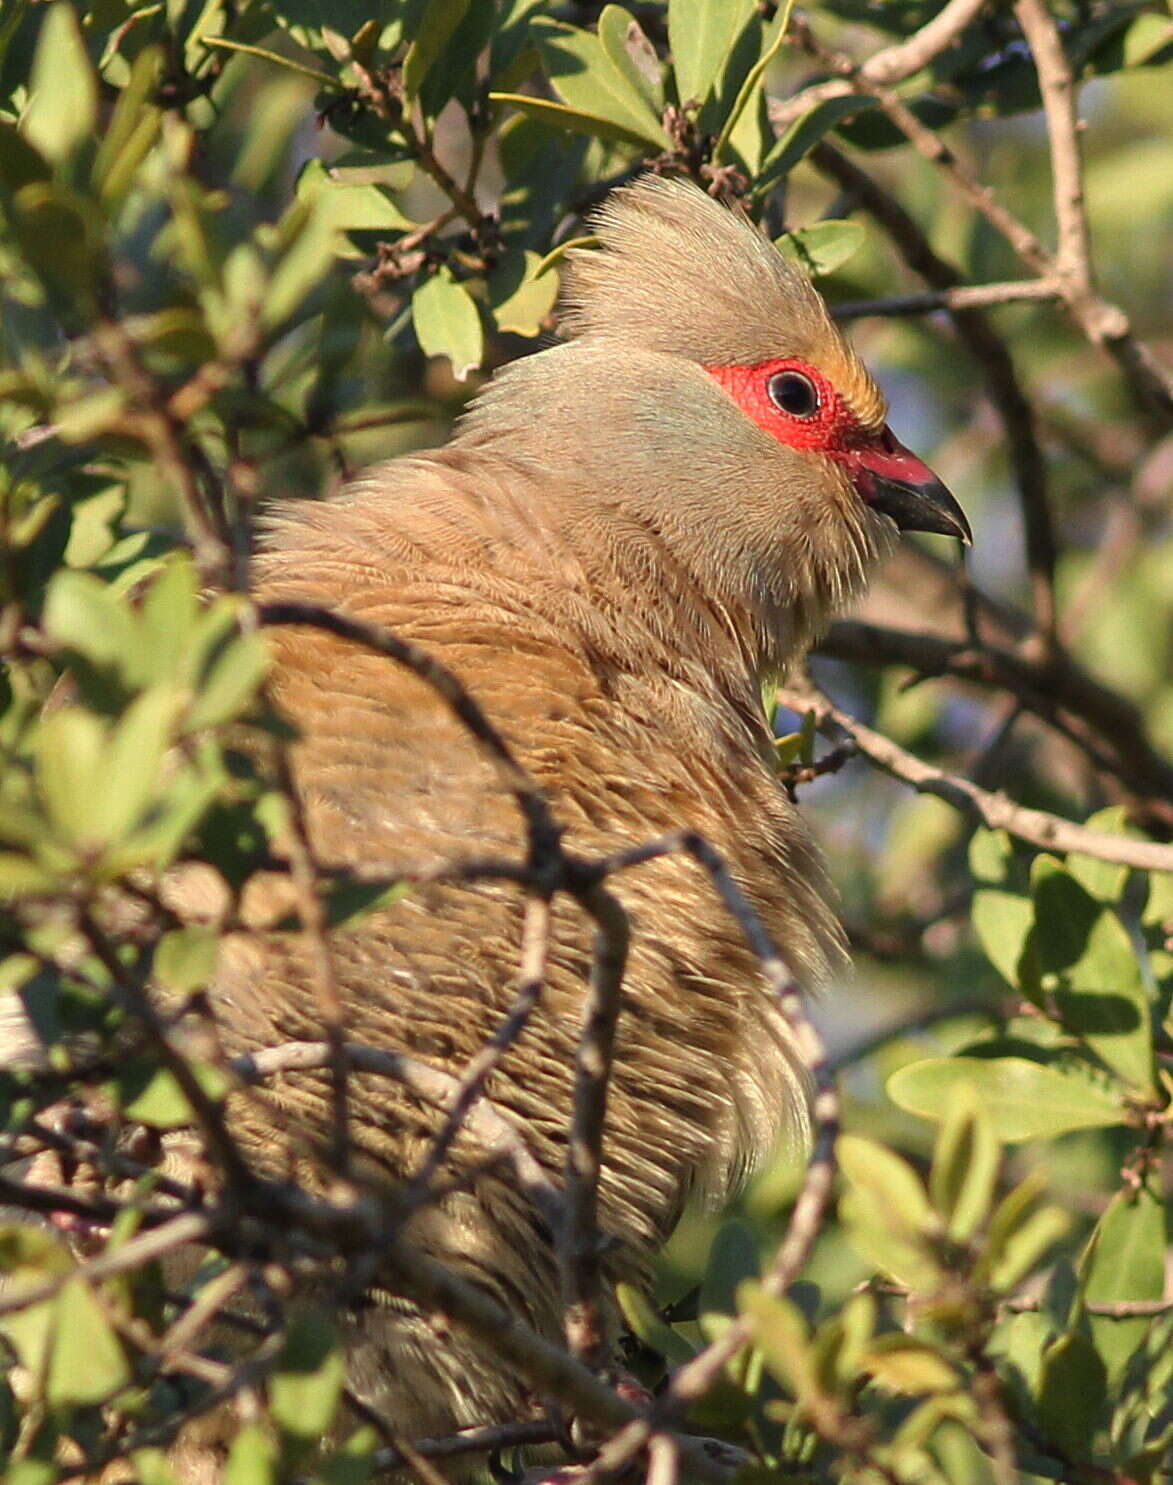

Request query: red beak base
[{"left": 843, "top": 427, "right": 972, "bottom": 544}]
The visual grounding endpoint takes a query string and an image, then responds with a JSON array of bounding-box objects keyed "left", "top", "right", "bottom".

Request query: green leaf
[
  {"left": 598, "top": 6, "right": 663, "bottom": 112},
  {"left": 53, "top": 387, "right": 127, "bottom": 444},
  {"left": 757, "top": 95, "right": 878, "bottom": 194},
  {"left": 667, "top": 0, "right": 756, "bottom": 111},
  {"left": 838, "top": 1134, "right": 933, "bottom": 1228},
  {"left": 46, "top": 1277, "right": 131, "bottom": 1406},
  {"left": 863, "top": 1336, "right": 960, "bottom": 1395},
  {"left": 616, "top": 1282, "right": 696, "bottom": 1367},
  {"left": 738, "top": 1282, "right": 817, "bottom": 1401},
  {"left": 1122, "top": 12, "right": 1173, "bottom": 67},
  {"left": 530, "top": 18, "right": 669, "bottom": 148},
  {"left": 92, "top": 45, "right": 163, "bottom": 211},
  {"left": 1036, "top": 1331, "right": 1107, "bottom": 1460},
  {"left": 810, "top": 1291, "right": 874, "bottom": 1397},
  {"left": 969, "top": 827, "right": 1019, "bottom": 887},
  {"left": 402, "top": 0, "right": 473, "bottom": 104},
  {"left": 1081, "top": 1183, "right": 1167, "bottom": 1383},
  {"left": 838, "top": 1134, "right": 942, "bottom": 1291},
  {"left": 700, "top": 1219, "right": 759, "bottom": 1324},
  {"left": 297, "top": 160, "right": 415, "bottom": 236},
  {"left": 888, "top": 1057, "right": 1127, "bottom": 1140},
  {"left": 91, "top": 685, "right": 179, "bottom": 845},
  {"left": 487, "top": 250, "right": 559, "bottom": 337},
  {"left": 1026, "top": 859, "right": 1154, "bottom": 1093},
  {"left": 154, "top": 927, "right": 219, "bottom": 994},
  {"left": 187, "top": 632, "right": 269, "bottom": 731},
  {"left": 929, "top": 1082, "right": 999, "bottom": 1242},
  {"left": 270, "top": 1309, "right": 346, "bottom": 1442},
  {"left": 44, "top": 570, "right": 139, "bottom": 678},
  {"left": 262, "top": 198, "right": 338, "bottom": 332},
  {"left": 117, "top": 1059, "right": 229, "bottom": 1129},
  {"left": 972, "top": 887, "right": 1033, "bottom": 990},
  {"left": 988, "top": 1204, "right": 1070, "bottom": 1292},
  {"left": 223, "top": 1424, "right": 277, "bottom": 1485},
  {"left": 36, "top": 707, "right": 107, "bottom": 850},
  {"left": 1066, "top": 806, "right": 1134, "bottom": 902},
  {"left": 411, "top": 266, "right": 484, "bottom": 381},
  {"left": 21, "top": 3, "right": 98, "bottom": 164},
  {"left": 774, "top": 221, "right": 865, "bottom": 278},
  {"left": 490, "top": 92, "right": 657, "bottom": 150}
]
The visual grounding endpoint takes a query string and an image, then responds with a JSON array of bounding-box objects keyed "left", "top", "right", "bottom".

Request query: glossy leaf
[
  {"left": 45, "top": 1276, "right": 132, "bottom": 1406},
  {"left": 888, "top": 1056, "right": 1127, "bottom": 1140},
  {"left": 531, "top": 18, "right": 669, "bottom": 148},
  {"left": 667, "top": 0, "right": 756, "bottom": 112},
  {"left": 1036, "top": 1331, "right": 1107, "bottom": 1461},
  {"left": 402, "top": 0, "right": 472, "bottom": 104},
  {"left": 863, "top": 1336, "right": 960, "bottom": 1395},
  {"left": 757, "top": 94, "right": 878, "bottom": 193},
  {"left": 411, "top": 266, "right": 484, "bottom": 380},
  {"left": 487, "top": 250, "right": 559, "bottom": 337},
  {"left": 1081, "top": 1184, "right": 1167, "bottom": 1383}
]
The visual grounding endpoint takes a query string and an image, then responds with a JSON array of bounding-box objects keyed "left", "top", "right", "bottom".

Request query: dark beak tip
[{"left": 873, "top": 475, "right": 972, "bottom": 546}]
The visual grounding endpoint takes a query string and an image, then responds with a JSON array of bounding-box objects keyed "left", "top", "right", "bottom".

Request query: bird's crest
[{"left": 560, "top": 175, "right": 885, "bottom": 432}]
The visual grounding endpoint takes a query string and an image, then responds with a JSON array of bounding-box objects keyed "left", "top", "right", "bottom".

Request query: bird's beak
[{"left": 844, "top": 426, "right": 972, "bottom": 544}]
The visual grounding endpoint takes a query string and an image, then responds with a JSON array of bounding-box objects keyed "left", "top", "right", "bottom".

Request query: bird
[{"left": 185, "top": 175, "right": 970, "bottom": 1457}]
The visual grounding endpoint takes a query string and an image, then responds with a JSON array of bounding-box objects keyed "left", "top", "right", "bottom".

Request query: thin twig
[
  {"left": 832, "top": 280, "right": 1061, "bottom": 319},
  {"left": 781, "top": 682, "right": 1173, "bottom": 873},
  {"left": 561, "top": 883, "right": 630, "bottom": 1370},
  {"left": 817, "top": 617, "right": 1173, "bottom": 817},
  {"left": 0, "top": 1208, "right": 214, "bottom": 1318},
  {"left": 78, "top": 908, "right": 255, "bottom": 1192}
]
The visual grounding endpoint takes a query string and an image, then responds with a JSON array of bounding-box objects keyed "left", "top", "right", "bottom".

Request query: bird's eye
[{"left": 767, "top": 370, "right": 819, "bottom": 418}]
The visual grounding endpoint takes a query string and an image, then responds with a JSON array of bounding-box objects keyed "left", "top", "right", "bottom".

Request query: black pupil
[{"left": 769, "top": 371, "right": 818, "bottom": 417}]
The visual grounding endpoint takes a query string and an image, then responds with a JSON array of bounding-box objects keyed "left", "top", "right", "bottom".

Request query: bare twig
[
  {"left": 817, "top": 617, "right": 1173, "bottom": 817},
  {"left": 775, "top": 15, "right": 1173, "bottom": 425},
  {"left": 782, "top": 682, "right": 1173, "bottom": 873},
  {"left": 561, "top": 883, "right": 630, "bottom": 1370},
  {"left": 0, "top": 1208, "right": 214, "bottom": 1318},
  {"left": 78, "top": 908, "right": 256, "bottom": 1192},
  {"left": 1010, "top": 0, "right": 1172, "bottom": 424},
  {"left": 768, "top": 0, "right": 992, "bottom": 131},
  {"left": 832, "top": 280, "right": 1061, "bottom": 319}
]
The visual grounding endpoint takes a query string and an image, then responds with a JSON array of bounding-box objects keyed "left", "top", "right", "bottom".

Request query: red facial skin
[{"left": 705, "top": 357, "right": 943, "bottom": 502}]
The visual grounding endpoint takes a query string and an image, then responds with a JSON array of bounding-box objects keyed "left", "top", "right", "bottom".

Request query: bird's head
[{"left": 461, "top": 175, "right": 969, "bottom": 663}]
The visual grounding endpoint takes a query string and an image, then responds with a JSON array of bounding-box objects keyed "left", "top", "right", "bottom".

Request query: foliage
[{"left": 1, "top": 1, "right": 1171, "bottom": 1483}]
